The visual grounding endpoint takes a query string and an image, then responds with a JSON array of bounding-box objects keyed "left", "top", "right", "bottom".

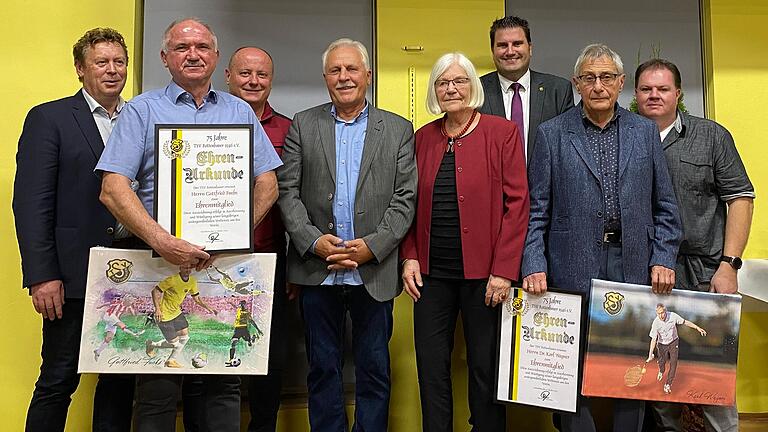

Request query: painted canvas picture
[
  {"left": 582, "top": 279, "right": 740, "bottom": 406},
  {"left": 78, "top": 248, "right": 276, "bottom": 375}
]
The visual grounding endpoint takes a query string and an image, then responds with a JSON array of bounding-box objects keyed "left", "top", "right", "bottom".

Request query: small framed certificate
[
  {"left": 496, "top": 288, "right": 585, "bottom": 413},
  {"left": 154, "top": 125, "right": 253, "bottom": 253}
]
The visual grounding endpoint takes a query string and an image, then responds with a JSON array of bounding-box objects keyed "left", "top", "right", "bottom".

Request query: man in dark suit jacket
[
  {"left": 13, "top": 28, "right": 134, "bottom": 432},
  {"left": 479, "top": 15, "right": 573, "bottom": 162},
  {"left": 521, "top": 44, "right": 682, "bottom": 432},
  {"left": 277, "top": 38, "right": 416, "bottom": 431}
]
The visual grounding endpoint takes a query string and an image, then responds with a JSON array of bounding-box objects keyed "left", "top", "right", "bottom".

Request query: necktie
[{"left": 510, "top": 82, "right": 524, "bottom": 144}]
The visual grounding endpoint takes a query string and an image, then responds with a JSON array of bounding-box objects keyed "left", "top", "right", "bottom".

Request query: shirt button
[
  {"left": 327, "top": 193, "right": 333, "bottom": 201},
  {"left": 597, "top": 211, "right": 603, "bottom": 217},
  {"left": 328, "top": 222, "right": 334, "bottom": 230},
  {"left": 106, "top": 227, "right": 115, "bottom": 235},
  {"left": 457, "top": 167, "right": 463, "bottom": 173},
  {"left": 463, "top": 227, "right": 469, "bottom": 233},
  {"left": 596, "top": 240, "right": 602, "bottom": 246},
  {"left": 457, "top": 142, "right": 462, "bottom": 147},
  {"left": 459, "top": 196, "right": 465, "bottom": 202}
]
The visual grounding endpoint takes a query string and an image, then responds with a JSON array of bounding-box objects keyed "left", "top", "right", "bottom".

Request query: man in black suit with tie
[
  {"left": 479, "top": 15, "right": 574, "bottom": 162},
  {"left": 13, "top": 28, "right": 134, "bottom": 432}
]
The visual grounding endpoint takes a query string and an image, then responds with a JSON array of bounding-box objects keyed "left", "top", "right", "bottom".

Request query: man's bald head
[{"left": 225, "top": 47, "right": 274, "bottom": 117}]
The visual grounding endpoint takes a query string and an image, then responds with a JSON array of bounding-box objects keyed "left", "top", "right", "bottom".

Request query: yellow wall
[
  {"left": 708, "top": 0, "right": 768, "bottom": 413},
  {"left": 2, "top": 1, "right": 767, "bottom": 431},
  {"left": 0, "top": 2, "right": 140, "bottom": 431}
]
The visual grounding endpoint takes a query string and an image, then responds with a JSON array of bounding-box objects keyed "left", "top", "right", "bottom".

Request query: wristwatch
[{"left": 720, "top": 255, "right": 743, "bottom": 270}]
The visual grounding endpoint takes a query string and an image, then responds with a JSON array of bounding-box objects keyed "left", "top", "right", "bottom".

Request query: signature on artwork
[
  {"left": 686, "top": 389, "right": 726, "bottom": 403},
  {"left": 107, "top": 355, "right": 164, "bottom": 368}
]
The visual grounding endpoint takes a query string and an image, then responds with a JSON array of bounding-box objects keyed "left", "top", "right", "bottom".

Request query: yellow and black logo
[
  {"left": 106, "top": 258, "right": 133, "bottom": 284},
  {"left": 506, "top": 296, "right": 528, "bottom": 316},
  {"left": 603, "top": 291, "right": 625, "bottom": 316},
  {"left": 162, "top": 138, "right": 190, "bottom": 159}
]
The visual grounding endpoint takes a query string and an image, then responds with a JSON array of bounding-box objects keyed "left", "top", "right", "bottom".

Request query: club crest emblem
[
  {"left": 162, "top": 137, "right": 190, "bottom": 159},
  {"left": 106, "top": 258, "right": 133, "bottom": 284},
  {"left": 603, "top": 291, "right": 625, "bottom": 315},
  {"left": 505, "top": 296, "right": 528, "bottom": 316}
]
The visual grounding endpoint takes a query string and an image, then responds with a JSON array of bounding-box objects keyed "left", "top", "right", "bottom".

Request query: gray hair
[
  {"left": 426, "top": 52, "right": 485, "bottom": 115},
  {"left": 321, "top": 38, "right": 370, "bottom": 71},
  {"left": 573, "top": 43, "right": 624, "bottom": 76},
  {"left": 161, "top": 17, "right": 218, "bottom": 53}
]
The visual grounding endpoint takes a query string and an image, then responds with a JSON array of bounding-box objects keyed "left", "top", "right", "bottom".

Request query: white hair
[
  {"left": 321, "top": 38, "right": 370, "bottom": 71},
  {"left": 426, "top": 52, "right": 484, "bottom": 115},
  {"left": 161, "top": 17, "right": 218, "bottom": 53},
  {"left": 573, "top": 43, "right": 624, "bottom": 76}
]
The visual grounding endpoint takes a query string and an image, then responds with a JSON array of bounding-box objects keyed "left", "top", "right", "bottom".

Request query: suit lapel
[
  {"left": 356, "top": 106, "right": 384, "bottom": 194},
  {"left": 71, "top": 91, "right": 105, "bottom": 160},
  {"left": 566, "top": 111, "right": 600, "bottom": 181},
  {"left": 528, "top": 71, "right": 545, "bottom": 157},
  {"left": 318, "top": 105, "right": 337, "bottom": 183},
  {"left": 487, "top": 75, "right": 506, "bottom": 118},
  {"left": 617, "top": 111, "right": 636, "bottom": 179}
]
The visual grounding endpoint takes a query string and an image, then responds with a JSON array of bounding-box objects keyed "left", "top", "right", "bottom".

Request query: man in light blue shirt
[
  {"left": 277, "top": 38, "right": 416, "bottom": 431},
  {"left": 96, "top": 18, "right": 281, "bottom": 432}
]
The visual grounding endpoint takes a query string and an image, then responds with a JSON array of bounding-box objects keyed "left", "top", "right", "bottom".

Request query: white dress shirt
[{"left": 498, "top": 69, "right": 531, "bottom": 157}]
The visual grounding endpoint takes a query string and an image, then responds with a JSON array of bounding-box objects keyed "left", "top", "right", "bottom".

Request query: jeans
[
  {"left": 556, "top": 244, "right": 646, "bottom": 432},
  {"left": 301, "top": 284, "right": 393, "bottom": 432}
]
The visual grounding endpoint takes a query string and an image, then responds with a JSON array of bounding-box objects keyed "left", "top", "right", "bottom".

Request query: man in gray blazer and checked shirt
[
  {"left": 277, "top": 38, "right": 417, "bottom": 431},
  {"left": 480, "top": 15, "right": 574, "bottom": 162}
]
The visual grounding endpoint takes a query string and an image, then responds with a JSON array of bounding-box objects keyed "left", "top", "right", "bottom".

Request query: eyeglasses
[
  {"left": 576, "top": 73, "right": 621, "bottom": 86},
  {"left": 435, "top": 77, "right": 471, "bottom": 89}
]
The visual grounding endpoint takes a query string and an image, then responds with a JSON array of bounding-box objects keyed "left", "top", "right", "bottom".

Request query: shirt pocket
[{"left": 679, "top": 152, "right": 714, "bottom": 194}]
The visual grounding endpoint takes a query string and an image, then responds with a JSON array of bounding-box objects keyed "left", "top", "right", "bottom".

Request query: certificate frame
[
  {"left": 154, "top": 124, "right": 254, "bottom": 254},
  {"left": 495, "top": 287, "right": 586, "bottom": 414}
]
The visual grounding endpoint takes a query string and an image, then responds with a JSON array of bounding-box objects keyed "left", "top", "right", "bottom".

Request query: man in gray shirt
[{"left": 636, "top": 58, "right": 753, "bottom": 432}]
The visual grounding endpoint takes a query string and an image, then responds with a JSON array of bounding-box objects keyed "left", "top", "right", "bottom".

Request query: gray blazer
[
  {"left": 277, "top": 103, "right": 417, "bottom": 301},
  {"left": 479, "top": 70, "right": 574, "bottom": 160}
]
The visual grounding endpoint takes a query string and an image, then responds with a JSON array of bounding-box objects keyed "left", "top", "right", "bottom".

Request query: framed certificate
[
  {"left": 154, "top": 125, "right": 253, "bottom": 253},
  {"left": 496, "top": 288, "right": 585, "bottom": 413}
]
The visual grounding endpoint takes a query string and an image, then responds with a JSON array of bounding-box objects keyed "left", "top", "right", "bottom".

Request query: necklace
[{"left": 440, "top": 110, "right": 477, "bottom": 153}]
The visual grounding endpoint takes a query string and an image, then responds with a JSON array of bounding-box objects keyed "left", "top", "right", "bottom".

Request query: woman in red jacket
[{"left": 400, "top": 52, "right": 529, "bottom": 432}]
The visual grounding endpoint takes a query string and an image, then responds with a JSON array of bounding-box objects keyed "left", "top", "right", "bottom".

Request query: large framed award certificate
[
  {"left": 496, "top": 288, "right": 585, "bottom": 413},
  {"left": 154, "top": 125, "right": 253, "bottom": 253}
]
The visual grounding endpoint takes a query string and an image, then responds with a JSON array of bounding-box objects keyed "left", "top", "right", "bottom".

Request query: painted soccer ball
[
  {"left": 230, "top": 358, "right": 241, "bottom": 367},
  {"left": 191, "top": 353, "right": 208, "bottom": 369}
]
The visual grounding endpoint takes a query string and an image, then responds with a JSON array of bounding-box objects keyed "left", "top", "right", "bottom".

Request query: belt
[{"left": 603, "top": 230, "right": 622, "bottom": 244}]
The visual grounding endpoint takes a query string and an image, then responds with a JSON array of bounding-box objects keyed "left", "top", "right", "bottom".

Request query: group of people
[{"left": 13, "top": 13, "right": 752, "bottom": 432}]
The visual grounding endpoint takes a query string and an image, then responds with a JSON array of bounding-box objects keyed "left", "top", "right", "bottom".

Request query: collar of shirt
[
  {"left": 166, "top": 80, "right": 219, "bottom": 107},
  {"left": 498, "top": 68, "right": 531, "bottom": 94},
  {"left": 81, "top": 88, "right": 125, "bottom": 119},
  {"left": 330, "top": 101, "right": 370, "bottom": 124},
  {"left": 579, "top": 101, "right": 621, "bottom": 130},
  {"left": 261, "top": 101, "right": 275, "bottom": 122}
]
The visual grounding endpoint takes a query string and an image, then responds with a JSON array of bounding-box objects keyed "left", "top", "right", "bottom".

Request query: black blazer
[
  {"left": 13, "top": 91, "right": 117, "bottom": 299},
  {"left": 479, "top": 69, "right": 574, "bottom": 160}
]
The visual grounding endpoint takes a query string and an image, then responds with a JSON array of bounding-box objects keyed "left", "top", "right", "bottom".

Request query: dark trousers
[
  {"left": 26, "top": 299, "right": 134, "bottom": 432},
  {"left": 413, "top": 276, "right": 505, "bottom": 432},
  {"left": 133, "top": 374, "right": 240, "bottom": 432},
  {"left": 556, "top": 244, "right": 646, "bottom": 432},
  {"left": 246, "top": 254, "right": 287, "bottom": 432},
  {"left": 657, "top": 340, "right": 679, "bottom": 386},
  {"left": 301, "top": 284, "right": 393, "bottom": 432}
]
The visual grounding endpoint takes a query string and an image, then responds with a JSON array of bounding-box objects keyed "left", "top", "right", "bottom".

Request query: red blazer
[{"left": 400, "top": 114, "right": 529, "bottom": 281}]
